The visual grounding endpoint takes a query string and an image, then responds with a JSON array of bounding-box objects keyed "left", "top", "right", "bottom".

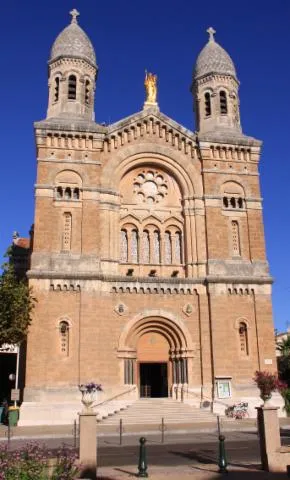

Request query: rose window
[{"left": 133, "top": 171, "right": 168, "bottom": 204}]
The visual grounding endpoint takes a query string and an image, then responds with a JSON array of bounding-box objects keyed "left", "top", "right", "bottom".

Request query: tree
[
  {"left": 277, "top": 335, "right": 290, "bottom": 414},
  {"left": 0, "top": 248, "right": 36, "bottom": 346},
  {"left": 277, "top": 335, "right": 290, "bottom": 358}
]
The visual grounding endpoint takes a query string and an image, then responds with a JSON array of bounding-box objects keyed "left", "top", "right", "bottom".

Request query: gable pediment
[{"left": 103, "top": 107, "right": 198, "bottom": 160}]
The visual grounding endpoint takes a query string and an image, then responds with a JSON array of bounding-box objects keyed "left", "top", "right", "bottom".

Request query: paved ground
[
  {"left": 0, "top": 417, "right": 289, "bottom": 442},
  {"left": 96, "top": 465, "right": 290, "bottom": 479},
  {"left": 1, "top": 421, "right": 289, "bottom": 478}
]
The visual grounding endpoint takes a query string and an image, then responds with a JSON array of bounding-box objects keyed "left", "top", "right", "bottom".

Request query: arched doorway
[
  {"left": 137, "top": 331, "right": 170, "bottom": 397},
  {"left": 118, "top": 312, "right": 194, "bottom": 398}
]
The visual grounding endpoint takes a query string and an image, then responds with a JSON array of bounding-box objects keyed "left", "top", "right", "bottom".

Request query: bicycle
[{"left": 225, "top": 401, "right": 249, "bottom": 419}]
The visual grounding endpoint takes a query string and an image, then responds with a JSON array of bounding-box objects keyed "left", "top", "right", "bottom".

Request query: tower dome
[
  {"left": 192, "top": 28, "right": 241, "bottom": 135},
  {"left": 49, "top": 9, "right": 96, "bottom": 67},
  {"left": 194, "top": 27, "right": 236, "bottom": 80},
  {"left": 46, "top": 10, "right": 97, "bottom": 122}
]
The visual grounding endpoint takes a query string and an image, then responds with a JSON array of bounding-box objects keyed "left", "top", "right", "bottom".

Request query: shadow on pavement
[{"left": 169, "top": 448, "right": 214, "bottom": 464}]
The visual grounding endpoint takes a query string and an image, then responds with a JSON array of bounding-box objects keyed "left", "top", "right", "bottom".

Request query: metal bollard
[
  {"left": 120, "top": 419, "right": 123, "bottom": 446},
  {"left": 161, "top": 417, "right": 165, "bottom": 444},
  {"left": 217, "top": 415, "right": 221, "bottom": 436},
  {"left": 137, "top": 437, "right": 148, "bottom": 478},
  {"left": 218, "top": 434, "right": 228, "bottom": 474}
]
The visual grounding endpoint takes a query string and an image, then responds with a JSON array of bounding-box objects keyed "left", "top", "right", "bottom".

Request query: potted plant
[
  {"left": 78, "top": 382, "right": 102, "bottom": 411},
  {"left": 253, "top": 371, "right": 280, "bottom": 404}
]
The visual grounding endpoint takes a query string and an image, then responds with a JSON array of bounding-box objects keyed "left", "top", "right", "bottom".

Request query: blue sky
[{"left": 1, "top": 0, "right": 289, "bottom": 332}]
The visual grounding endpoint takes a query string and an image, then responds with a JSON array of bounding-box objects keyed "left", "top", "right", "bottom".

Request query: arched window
[
  {"left": 131, "top": 229, "right": 138, "bottom": 263},
  {"left": 120, "top": 230, "right": 128, "bottom": 262},
  {"left": 59, "top": 321, "right": 69, "bottom": 356},
  {"left": 152, "top": 230, "right": 160, "bottom": 264},
  {"left": 56, "top": 187, "right": 63, "bottom": 199},
  {"left": 230, "top": 197, "right": 236, "bottom": 208},
  {"left": 204, "top": 92, "right": 211, "bottom": 116},
  {"left": 55, "top": 171, "right": 82, "bottom": 205},
  {"left": 221, "top": 182, "right": 245, "bottom": 211},
  {"left": 73, "top": 188, "right": 80, "bottom": 200},
  {"left": 85, "top": 80, "right": 90, "bottom": 105},
  {"left": 54, "top": 77, "right": 60, "bottom": 102},
  {"left": 68, "top": 75, "right": 77, "bottom": 100},
  {"left": 64, "top": 187, "right": 72, "bottom": 200},
  {"left": 220, "top": 90, "right": 228, "bottom": 114},
  {"left": 164, "top": 231, "right": 172, "bottom": 264},
  {"left": 62, "top": 212, "right": 72, "bottom": 251},
  {"left": 174, "top": 231, "right": 182, "bottom": 264},
  {"left": 231, "top": 220, "right": 241, "bottom": 256},
  {"left": 239, "top": 322, "right": 249, "bottom": 355},
  {"left": 142, "top": 230, "right": 150, "bottom": 263}
]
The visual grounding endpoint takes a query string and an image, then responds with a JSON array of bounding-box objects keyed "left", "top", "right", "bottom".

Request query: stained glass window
[
  {"left": 153, "top": 230, "right": 160, "bottom": 264},
  {"left": 120, "top": 230, "right": 128, "bottom": 262},
  {"left": 175, "top": 231, "right": 182, "bottom": 264},
  {"left": 131, "top": 229, "right": 138, "bottom": 263},
  {"left": 165, "top": 232, "right": 172, "bottom": 264},
  {"left": 142, "top": 231, "right": 150, "bottom": 263}
]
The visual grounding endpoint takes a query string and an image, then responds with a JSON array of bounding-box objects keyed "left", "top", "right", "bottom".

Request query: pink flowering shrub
[
  {"left": 253, "top": 370, "right": 286, "bottom": 398},
  {"left": 50, "top": 445, "right": 80, "bottom": 480},
  {"left": 0, "top": 442, "right": 80, "bottom": 480}
]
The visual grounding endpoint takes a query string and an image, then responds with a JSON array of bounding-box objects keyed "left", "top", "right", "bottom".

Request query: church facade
[{"left": 20, "top": 11, "right": 279, "bottom": 425}]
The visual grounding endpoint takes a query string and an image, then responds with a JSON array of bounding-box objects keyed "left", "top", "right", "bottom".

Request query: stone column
[
  {"left": 79, "top": 410, "right": 97, "bottom": 479},
  {"left": 256, "top": 406, "right": 280, "bottom": 471}
]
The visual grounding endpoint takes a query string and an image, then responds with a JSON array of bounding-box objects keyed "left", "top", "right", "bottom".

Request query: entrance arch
[{"left": 118, "top": 311, "right": 194, "bottom": 397}]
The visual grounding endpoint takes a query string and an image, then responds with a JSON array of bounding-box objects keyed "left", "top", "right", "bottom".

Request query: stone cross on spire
[
  {"left": 207, "top": 27, "right": 216, "bottom": 42},
  {"left": 70, "top": 8, "right": 80, "bottom": 24}
]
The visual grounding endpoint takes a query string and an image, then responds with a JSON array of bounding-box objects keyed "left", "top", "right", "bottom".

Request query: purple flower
[{"left": 78, "top": 382, "right": 102, "bottom": 393}]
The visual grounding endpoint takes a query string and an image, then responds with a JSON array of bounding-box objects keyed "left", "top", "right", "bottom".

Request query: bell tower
[
  {"left": 46, "top": 9, "right": 97, "bottom": 121},
  {"left": 191, "top": 28, "right": 241, "bottom": 135}
]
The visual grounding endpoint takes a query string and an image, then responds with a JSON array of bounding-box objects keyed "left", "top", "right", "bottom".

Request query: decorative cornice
[
  {"left": 28, "top": 270, "right": 273, "bottom": 285},
  {"left": 34, "top": 120, "right": 106, "bottom": 135},
  {"left": 205, "top": 275, "right": 273, "bottom": 285}
]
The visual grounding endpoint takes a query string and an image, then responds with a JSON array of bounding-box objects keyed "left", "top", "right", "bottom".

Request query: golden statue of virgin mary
[{"left": 144, "top": 71, "right": 157, "bottom": 104}]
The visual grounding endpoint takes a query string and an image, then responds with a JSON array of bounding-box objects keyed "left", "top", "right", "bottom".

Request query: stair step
[{"left": 98, "top": 398, "right": 215, "bottom": 425}]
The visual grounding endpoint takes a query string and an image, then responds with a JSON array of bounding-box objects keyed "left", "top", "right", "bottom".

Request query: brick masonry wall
[{"left": 25, "top": 110, "right": 277, "bottom": 405}]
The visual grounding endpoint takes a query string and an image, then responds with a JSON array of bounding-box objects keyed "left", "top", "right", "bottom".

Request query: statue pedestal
[{"left": 143, "top": 101, "right": 159, "bottom": 110}]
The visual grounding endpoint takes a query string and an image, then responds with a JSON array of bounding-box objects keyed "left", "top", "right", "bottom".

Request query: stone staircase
[
  {"left": 98, "top": 398, "right": 216, "bottom": 426},
  {"left": 96, "top": 399, "right": 136, "bottom": 422}
]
